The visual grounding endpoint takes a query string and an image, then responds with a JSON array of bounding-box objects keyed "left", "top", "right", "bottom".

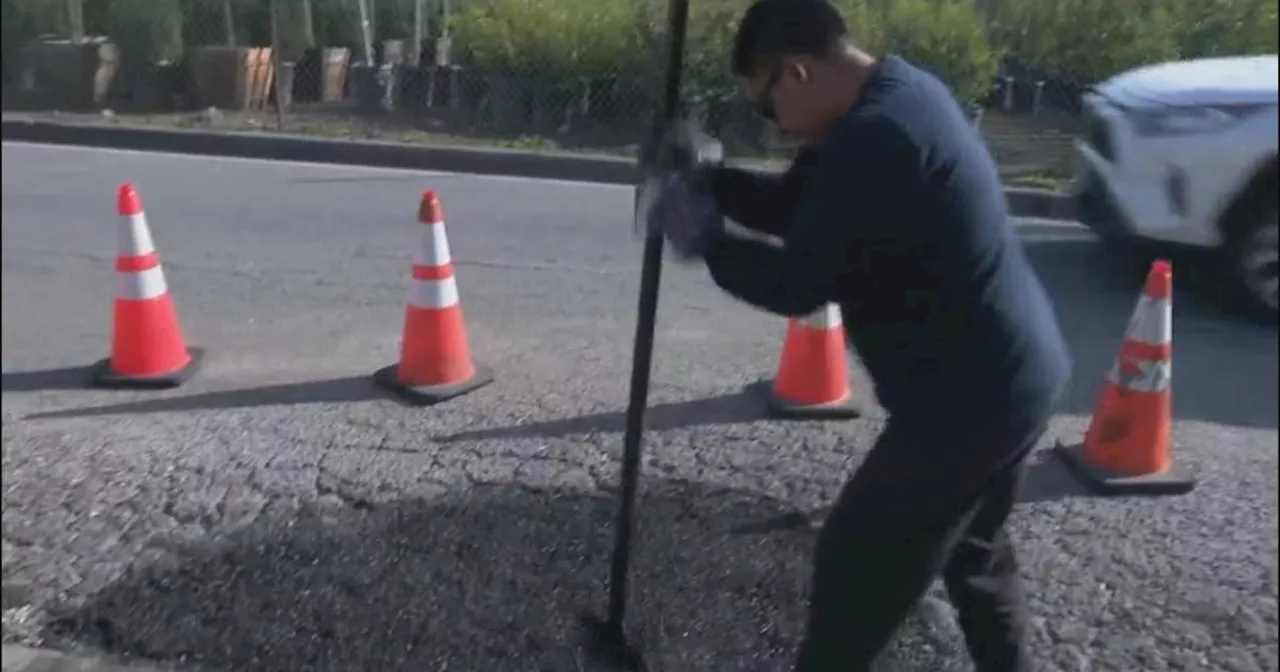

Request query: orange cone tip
[
  {"left": 117, "top": 183, "right": 143, "bottom": 217},
  {"left": 419, "top": 190, "right": 443, "bottom": 225},
  {"left": 1144, "top": 259, "right": 1172, "bottom": 299}
]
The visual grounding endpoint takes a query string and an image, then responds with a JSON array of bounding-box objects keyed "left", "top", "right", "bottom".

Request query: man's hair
[{"left": 731, "top": 0, "right": 850, "bottom": 77}]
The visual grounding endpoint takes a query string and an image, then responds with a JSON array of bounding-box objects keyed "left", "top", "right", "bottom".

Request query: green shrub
[
  {"left": 684, "top": 0, "right": 751, "bottom": 104},
  {"left": 178, "top": 0, "right": 233, "bottom": 46},
  {"left": 39, "top": 0, "right": 1268, "bottom": 115},
  {"left": 451, "top": 0, "right": 539, "bottom": 73},
  {"left": 2, "top": 0, "right": 116, "bottom": 83},
  {"left": 309, "top": 0, "right": 362, "bottom": 52},
  {"left": 559, "top": 0, "right": 645, "bottom": 77},
  {"left": 172, "top": 0, "right": 275, "bottom": 48},
  {"left": 836, "top": 0, "right": 888, "bottom": 53},
  {"left": 264, "top": 0, "right": 320, "bottom": 60},
  {"left": 374, "top": 0, "right": 416, "bottom": 41},
  {"left": 452, "top": 0, "right": 642, "bottom": 78},
  {"left": 1170, "top": 0, "right": 1279, "bottom": 58},
  {"left": 108, "top": 0, "right": 185, "bottom": 63},
  {"left": 2, "top": 1, "right": 34, "bottom": 83},
  {"left": 989, "top": 0, "right": 1181, "bottom": 83},
  {"left": 5, "top": 0, "right": 57, "bottom": 39},
  {"left": 3, "top": 0, "right": 110, "bottom": 41},
  {"left": 881, "top": 0, "right": 999, "bottom": 104}
]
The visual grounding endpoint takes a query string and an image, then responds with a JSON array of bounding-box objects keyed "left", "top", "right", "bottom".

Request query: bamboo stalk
[
  {"left": 271, "top": 0, "right": 286, "bottom": 130},
  {"left": 411, "top": 0, "right": 424, "bottom": 67},
  {"left": 222, "top": 0, "right": 237, "bottom": 48},
  {"left": 356, "top": 0, "right": 374, "bottom": 64},
  {"left": 66, "top": 0, "right": 85, "bottom": 41},
  {"left": 301, "top": 0, "right": 316, "bottom": 49}
]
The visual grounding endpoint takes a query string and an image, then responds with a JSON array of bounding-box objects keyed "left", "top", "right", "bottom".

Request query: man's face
[{"left": 743, "top": 57, "right": 824, "bottom": 139}]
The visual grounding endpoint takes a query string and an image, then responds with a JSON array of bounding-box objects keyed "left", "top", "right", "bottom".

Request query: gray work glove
[
  {"left": 645, "top": 169, "right": 725, "bottom": 261},
  {"left": 637, "top": 119, "right": 726, "bottom": 260},
  {"left": 643, "top": 118, "right": 726, "bottom": 175}
]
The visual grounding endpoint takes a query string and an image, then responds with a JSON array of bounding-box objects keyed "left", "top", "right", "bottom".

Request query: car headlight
[{"left": 1127, "top": 105, "right": 1243, "bottom": 137}]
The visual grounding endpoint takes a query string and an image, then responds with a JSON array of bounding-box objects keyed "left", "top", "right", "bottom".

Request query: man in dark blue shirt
[{"left": 648, "top": 0, "right": 1072, "bottom": 669}]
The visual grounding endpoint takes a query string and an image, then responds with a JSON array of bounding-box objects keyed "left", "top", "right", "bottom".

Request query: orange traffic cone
[
  {"left": 91, "top": 183, "right": 203, "bottom": 389},
  {"left": 373, "top": 190, "right": 493, "bottom": 405},
  {"left": 1054, "top": 260, "right": 1195, "bottom": 496},
  {"left": 759, "top": 303, "right": 861, "bottom": 419}
]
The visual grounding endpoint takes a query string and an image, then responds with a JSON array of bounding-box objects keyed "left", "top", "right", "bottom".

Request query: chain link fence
[{"left": 3, "top": 0, "right": 1276, "bottom": 186}]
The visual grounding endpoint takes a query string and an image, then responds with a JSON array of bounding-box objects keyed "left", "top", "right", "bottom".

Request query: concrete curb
[
  {"left": 2, "top": 117, "right": 1076, "bottom": 221},
  {"left": 1, "top": 645, "right": 165, "bottom": 672}
]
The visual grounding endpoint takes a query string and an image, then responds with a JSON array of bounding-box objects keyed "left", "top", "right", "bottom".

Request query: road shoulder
[{"left": 1, "top": 115, "right": 1078, "bottom": 221}]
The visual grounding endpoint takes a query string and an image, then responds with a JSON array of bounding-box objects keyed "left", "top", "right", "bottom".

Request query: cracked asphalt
[{"left": 2, "top": 141, "right": 1277, "bottom": 672}]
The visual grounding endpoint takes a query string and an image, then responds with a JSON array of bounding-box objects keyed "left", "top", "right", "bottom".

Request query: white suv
[{"left": 1074, "top": 55, "right": 1278, "bottom": 324}]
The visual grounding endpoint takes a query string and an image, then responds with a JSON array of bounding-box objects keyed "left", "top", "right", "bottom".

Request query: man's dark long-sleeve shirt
[
  {"left": 705, "top": 147, "right": 823, "bottom": 237},
  {"left": 703, "top": 55, "right": 1072, "bottom": 427}
]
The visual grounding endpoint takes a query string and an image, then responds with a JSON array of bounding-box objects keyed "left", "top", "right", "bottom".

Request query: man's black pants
[{"left": 794, "top": 414, "right": 1045, "bottom": 672}]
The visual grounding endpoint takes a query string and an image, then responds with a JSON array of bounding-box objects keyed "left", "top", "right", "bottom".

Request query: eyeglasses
[{"left": 754, "top": 67, "right": 783, "bottom": 122}]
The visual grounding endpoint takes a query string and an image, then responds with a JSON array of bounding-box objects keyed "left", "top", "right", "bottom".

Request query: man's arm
[
  {"left": 704, "top": 147, "right": 822, "bottom": 237},
  {"left": 701, "top": 206, "right": 848, "bottom": 318},
  {"left": 702, "top": 118, "right": 907, "bottom": 317}
]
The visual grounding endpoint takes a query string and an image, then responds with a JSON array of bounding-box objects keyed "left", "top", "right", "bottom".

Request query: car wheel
[{"left": 1224, "top": 199, "right": 1280, "bottom": 325}]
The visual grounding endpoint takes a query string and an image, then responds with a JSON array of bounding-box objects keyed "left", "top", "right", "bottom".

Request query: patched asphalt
[{"left": 2, "top": 142, "right": 1276, "bottom": 672}]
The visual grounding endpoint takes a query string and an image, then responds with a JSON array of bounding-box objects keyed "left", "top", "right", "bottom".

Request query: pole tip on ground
[
  {"left": 577, "top": 614, "right": 646, "bottom": 671},
  {"left": 1052, "top": 440, "right": 1196, "bottom": 497}
]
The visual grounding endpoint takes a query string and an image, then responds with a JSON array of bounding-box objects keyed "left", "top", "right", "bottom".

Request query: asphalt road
[{"left": 2, "top": 142, "right": 1276, "bottom": 672}]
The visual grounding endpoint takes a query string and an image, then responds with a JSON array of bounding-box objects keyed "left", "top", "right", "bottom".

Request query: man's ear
[{"left": 786, "top": 59, "right": 811, "bottom": 85}]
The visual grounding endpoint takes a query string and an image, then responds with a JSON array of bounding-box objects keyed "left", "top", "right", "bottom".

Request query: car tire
[{"left": 1223, "top": 191, "right": 1280, "bottom": 326}]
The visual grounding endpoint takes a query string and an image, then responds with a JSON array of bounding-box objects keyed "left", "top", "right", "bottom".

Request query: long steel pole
[{"left": 604, "top": 0, "right": 692, "bottom": 631}]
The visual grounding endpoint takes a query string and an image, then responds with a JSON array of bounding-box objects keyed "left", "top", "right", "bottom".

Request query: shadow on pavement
[
  {"left": 42, "top": 480, "right": 974, "bottom": 672},
  {"left": 436, "top": 383, "right": 772, "bottom": 443},
  {"left": 1022, "top": 234, "right": 1278, "bottom": 430},
  {"left": 728, "top": 451, "right": 1093, "bottom": 535},
  {"left": 22, "top": 376, "right": 381, "bottom": 420},
  {"left": 1, "top": 366, "right": 95, "bottom": 392},
  {"left": 1017, "top": 451, "right": 1094, "bottom": 504}
]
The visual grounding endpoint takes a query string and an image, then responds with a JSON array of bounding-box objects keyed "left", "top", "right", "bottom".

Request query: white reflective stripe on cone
[
  {"left": 118, "top": 213, "right": 157, "bottom": 258},
  {"left": 408, "top": 276, "right": 460, "bottom": 310},
  {"left": 1105, "top": 356, "right": 1173, "bottom": 393},
  {"left": 116, "top": 266, "right": 169, "bottom": 300},
  {"left": 413, "top": 221, "right": 453, "bottom": 267},
  {"left": 799, "top": 303, "right": 842, "bottom": 329},
  {"left": 1123, "top": 295, "right": 1173, "bottom": 346}
]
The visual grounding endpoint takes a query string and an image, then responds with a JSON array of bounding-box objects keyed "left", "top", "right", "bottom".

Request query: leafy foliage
[
  {"left": 452, "top": 0, "right": 643, "bottom": 76},
  {"left": 989, "top": 0, "right": 1180, "bottom": 83},
  {"left": 109, "top": 0, "right": 186, "bottom": 63},
  {"left": 5, "top": 0, "right": 1276, "bottom": 99},
  {"left": 881, "top": 0, "right": 999, "bottom": 103}
]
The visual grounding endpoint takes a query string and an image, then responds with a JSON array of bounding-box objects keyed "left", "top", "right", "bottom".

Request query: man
[{"left": 647, "top": 0, "right": 1073, "bottom": 670}]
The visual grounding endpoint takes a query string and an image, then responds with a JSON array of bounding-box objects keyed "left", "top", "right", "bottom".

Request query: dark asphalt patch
[{"left": 40, "top": 481, "right": 970, "bottom": 672}]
